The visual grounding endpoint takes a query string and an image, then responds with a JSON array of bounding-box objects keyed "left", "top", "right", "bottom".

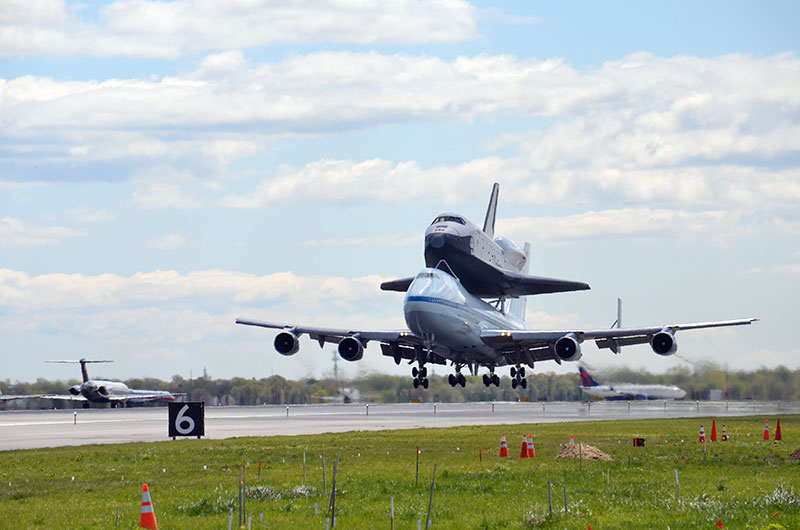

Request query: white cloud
[
  {"left": 0, "top": 216, "right": 85, "bottom": 247},
  {"left": 0, "top": 268, "right": 393, "bottom": 310},
  {"left": 3, "top": 52, "right": 797, "bottom": 202},
  {"left": 497, "top": 208, "right": 800, "bottom": 244},
  {"left": 149, "top": 233, "right": 185, "bottom": 251},
  {"left": 0, "top": 0, "right": 479, "bottom": 58}
]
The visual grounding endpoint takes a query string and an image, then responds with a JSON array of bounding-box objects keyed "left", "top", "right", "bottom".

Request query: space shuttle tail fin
[
  {"left": 482, "top": 182, "right": 500, "bottom": 238},
  {"left": 507, "top": 242, "right": 531, "bottom": 322}
]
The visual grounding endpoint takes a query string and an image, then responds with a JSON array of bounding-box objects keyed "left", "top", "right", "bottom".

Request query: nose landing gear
[{"left": 412, "top": 364, "right": 429, "bottom": 389}]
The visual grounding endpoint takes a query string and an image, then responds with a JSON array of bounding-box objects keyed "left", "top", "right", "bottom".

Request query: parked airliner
[
  {"left": 579, "top": 366, "right": 687, "bottom": 400},
  {"left": 40, "top": 359, "right": 179, "bottom": 407}
]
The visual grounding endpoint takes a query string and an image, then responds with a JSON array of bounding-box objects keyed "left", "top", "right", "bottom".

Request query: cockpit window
[
  {"left": 416, "top": 272, "right": 436, "bottom": 279},
  {"left": 431, "top": 216, "right": 465, "bottom": 225}
]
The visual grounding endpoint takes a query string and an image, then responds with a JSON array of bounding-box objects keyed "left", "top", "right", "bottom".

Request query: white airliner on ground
[
  {"left": 579, "top": 366, "right": 687, "bottom": 400},
  {"left": 40, "top": 359, "right": 179, "bottom": 407},
  {"left": 237, "top": 238, "right": 756, "bottom": 389}
]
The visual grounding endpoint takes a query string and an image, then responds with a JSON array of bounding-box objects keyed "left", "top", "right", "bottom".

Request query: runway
[{"left": 1, "top": 400, "right": 797, "bottom": 451}]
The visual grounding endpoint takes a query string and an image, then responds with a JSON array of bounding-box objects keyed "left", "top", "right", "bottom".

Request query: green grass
[{"left": 1, "top": 415, "right": 798, "bottom": 529}]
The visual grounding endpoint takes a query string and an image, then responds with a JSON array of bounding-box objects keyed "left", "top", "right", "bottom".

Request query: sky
[{"left": 1, "top": 0, "right": 799, "bottom": 384}]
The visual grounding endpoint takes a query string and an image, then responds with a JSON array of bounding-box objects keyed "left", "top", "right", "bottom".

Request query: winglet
[{"left": 483, "top": 182, "right": 500, "bottom": 238}]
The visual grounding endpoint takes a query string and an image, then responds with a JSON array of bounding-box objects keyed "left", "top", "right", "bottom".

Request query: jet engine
[
  {"left": 494, "top": 237, "right": 527, "bottom": 272},
  {"left": 338, "top": 336, "right": 364, "bottom": 362},
  {"left": 554, "top": 333, "right": 582, "bottom": 362},
  {"left": 274, "top": 331, "right": 300, "bottom": 356},
  {"left": 650, "top": 329, "right": 677, "bottom": 356},
  {"left": 96, "top": 385, "right": 109, "bottom": 397},
  {"left": 68, "top": 385, "right": 81, "bottom": 396}
]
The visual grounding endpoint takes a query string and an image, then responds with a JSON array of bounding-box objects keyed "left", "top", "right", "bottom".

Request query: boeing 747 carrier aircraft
[{"left": 236, "top": 184, "right": 756, "bottom": 390}]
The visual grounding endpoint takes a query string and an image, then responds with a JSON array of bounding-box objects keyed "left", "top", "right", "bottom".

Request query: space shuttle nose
[{"left": 429, "top": 234, "right": 446, "bottom": 248}]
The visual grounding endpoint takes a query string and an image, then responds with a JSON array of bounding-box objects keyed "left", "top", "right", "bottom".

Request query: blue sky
[{"left": 1, "top": 1, "right": 798, "bottom": 384}]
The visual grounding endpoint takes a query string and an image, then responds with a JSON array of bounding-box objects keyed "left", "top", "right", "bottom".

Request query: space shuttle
[{"left": 381, "top": 183, "right": 590, "bottom": 298}]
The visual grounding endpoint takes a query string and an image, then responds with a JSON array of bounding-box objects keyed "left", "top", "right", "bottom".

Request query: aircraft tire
[
  {"left": 510, "top": 366, "right": 517, "bottom": 378},
  {"left": 511, "top": 379, "right": 517, "bottom": 389},
  {"left": 413, "top": 378, "right": 420, "bottom": 389},
  {"left": 420, "top": 366, "right": 428, "bottom": 378},
  {"left": 422, "top": 378, "right": 429, "bottom": 389},
  {"left": 520, "top": 367, "right": 526, "bottom": 377},
  {"left": 458, "top": 373, "right": 466, "bottom": 387},
  {"left": 483, "top": 374, "right": 491, "bottom": 387},
  {"left": 448, "top": 374, "right": 456, "bottom": 386},
  {"left": 492, "top": 374, "right": 500, "bottom": 386},
  {"left": 521, "top": 378, "right": 527, "bottom": 389},
  {"left": 412, "top": 367, "right": 419, "bottom": 377}
]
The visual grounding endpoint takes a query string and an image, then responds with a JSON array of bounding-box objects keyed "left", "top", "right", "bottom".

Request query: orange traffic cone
[
  {"left": 698, "top": 424, "right": 706, "bottom": 443},
  {"left": 528, "top": 434, "right": 535, "bottom": 458},
  {"left": 721, "top": 424, "right": 728, "bottom": 441},
  {"left": 775, "top": 418, "right": 782, "bottom": 441},
  {"left": 499, "top": 433, "right": 509, "bottom": 457},
  {"left": 569, "top": 434, "right": 575, "bottom": 444},
  {"left": 139, "top": 483, "right": 158, "bottom": 529},
  {"left": 710, "top": 419, "right": 718, "bottom": 442},
  {"left": 763, "top": 419, "right": 770, "bottom": 440},
  {"left": 520, "top": 435, "right": 529, "bottom": 458}
]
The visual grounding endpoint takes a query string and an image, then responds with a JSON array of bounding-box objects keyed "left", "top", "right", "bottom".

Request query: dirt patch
[{"left": 556, "top": 443, "right": 613, "bottom": 461}]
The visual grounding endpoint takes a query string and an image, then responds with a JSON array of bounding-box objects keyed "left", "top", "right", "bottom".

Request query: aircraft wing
[
  {"left": 481, "top": 318, "right": 758, "bottom": 363},
  {"left": 380, "top": 277, "right": 414, "bottom": 292},
  {"left": 0, "top": 394, "right": 42, "bottom": 401},
  {"left": 235, "top": 318, "right": 449, "bottom": 365},
  {"left": 380, "top": 269, "right": 589, "bottom": 297}
]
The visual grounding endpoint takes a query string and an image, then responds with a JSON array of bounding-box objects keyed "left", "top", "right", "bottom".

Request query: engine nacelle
[
  {"left": 650, "top": 329, "right": 677, "bottom": 356},
  {"left": 97, "top": 385, "right": 109, "bottom": 397},
  {"left": 274, "top": 331, "right": 300, "bottom": 356},
  {"left": 554, "top": 333, "right": 582, "bottom": 362},
  {"left": 494, "top": 236, "right": 527, "bottom": 272},
  {"left": 68, "top": 385, "right": 81, "bottom": 396},
  {"left": 338, "top": 336, "right": 364, "bottom": 362}
]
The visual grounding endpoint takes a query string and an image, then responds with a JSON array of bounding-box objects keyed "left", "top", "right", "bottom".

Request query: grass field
[{"left": 1, "top": 415, "right": 798, "bottom": 529}]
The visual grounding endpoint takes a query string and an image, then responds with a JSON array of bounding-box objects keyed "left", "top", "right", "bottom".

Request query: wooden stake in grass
[
  {"left": 674, "top": 468, "right": 680, "bottom": 501},
  {"left": 328, "top": 454, "right": 339, "bottom": 528},
  {"left": 416, "top": 446, "right": 420, "bottom": 486},
  {"left": 390, "top": 496, "right": 395, "bottom": 530},
  {"left": 548, "top": 480, "right": 552, "bottom": 517},
  {"left": 322, "top": 452, "right": 327, "bottom": 495},
  {"left": 563, "top": 485, "right": 568, "bottom": 514},
  {"left": 257, "top": 460, "right": 261, "bottom": 480},
  {"left": 425, "top": 464, "right": 437, "bottom": 529},
  {"left": 303, "top": 452, "right": 306, "bottom": 486}
]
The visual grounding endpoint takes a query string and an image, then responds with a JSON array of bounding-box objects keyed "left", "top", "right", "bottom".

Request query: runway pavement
[{"left": 1, "top": 400, "right": 797, "bottom": 451}]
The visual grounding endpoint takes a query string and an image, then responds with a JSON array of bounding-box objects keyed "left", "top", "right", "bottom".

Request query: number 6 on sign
[
  {"left": 175, "top": 404, "right": 195, "bottom": 434},
  {"left": 168, "top": 402, "right": 204, "bottom": 439}
]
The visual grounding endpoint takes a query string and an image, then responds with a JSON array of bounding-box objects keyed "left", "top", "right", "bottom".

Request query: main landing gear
[
  {"left": 482, "top": 369, "right": 500, "bottom": 387},
  {"left": 510, "top": 365, "right": 528, "bottom": 389},
  {"left": 448, "top": 371, "right": 466, "bottom": 387},
  {"left": 412, "top": 364, "right": 429, "bottom": 389}
]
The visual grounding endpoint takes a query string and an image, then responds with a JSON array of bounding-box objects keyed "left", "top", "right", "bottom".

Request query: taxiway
[{"left": 1, "top": 400, "right": 796, "bottom": 451}]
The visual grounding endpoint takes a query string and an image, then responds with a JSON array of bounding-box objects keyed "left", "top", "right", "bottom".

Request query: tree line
[{"left": 2, "top": 363, "right": 799, "bottom": 409}]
